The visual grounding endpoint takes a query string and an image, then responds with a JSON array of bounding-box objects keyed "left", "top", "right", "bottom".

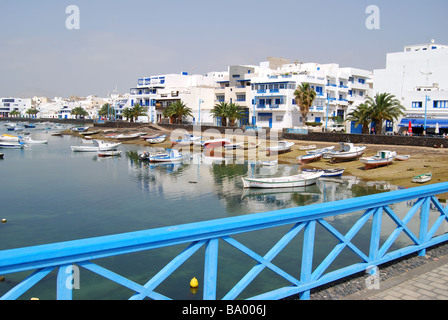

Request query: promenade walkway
[{"left": 343, "top": 254, "right": 448, "bottom": 300}]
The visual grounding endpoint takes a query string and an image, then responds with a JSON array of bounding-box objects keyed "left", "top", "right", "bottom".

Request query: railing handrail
[{"left": 2, "top": 182, "right": 448, "bottom": 276}]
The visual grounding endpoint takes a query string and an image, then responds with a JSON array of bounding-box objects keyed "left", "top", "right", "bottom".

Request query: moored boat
[
  {"left": 147, "top": 135, "right": 167, "bottom": 144},
  {"left": 412, "top": 173, "right": 432, "bottom": 184},
  {"left": 266, "top": 141, "right": 295, "bottom": 155},
  {"left": 0, "top": 141, "right": 25, "bottom": 149},
  {"left": 139, "top": 149, "right": 183, "bottom": 162},
  {"left": 70, "top": 126, "right": 90, "bottom": 132},
  {"left": 324, "top": 142, "right": 366, "bottom": 162},
  {"left": 395, "top": 155, "right": 410, "bottom": 161},
  {"left": 71, "top": 140, "right": 122, "bottom": 152},
  {"left": 297, "top": 152, "right": 323, "bottom": 165},
  {"left": 0, "top": 134, "right": 22, "bottom": 142},
  {"left": 242, "top": 171, "right": 323, "bottom": 188},
  {"left": 302, "top": 168, "right": 345, "bottom": 177},
  {"left": 359, "top": 150, "right": 396, "bottom": 169}
]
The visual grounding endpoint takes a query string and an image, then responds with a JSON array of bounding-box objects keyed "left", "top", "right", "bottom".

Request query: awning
[{"left": 398, "top": 118, "right": 448, "bottom": 128}]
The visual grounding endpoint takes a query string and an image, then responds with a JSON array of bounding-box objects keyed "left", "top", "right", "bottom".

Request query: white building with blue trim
[{"left": 374, "top": 42, "right": 448, "bottom": 135}]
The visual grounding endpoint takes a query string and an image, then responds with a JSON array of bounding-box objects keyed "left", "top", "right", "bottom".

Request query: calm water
[{"left": 0, "top": 123, "right": 439, "bottom": 300}]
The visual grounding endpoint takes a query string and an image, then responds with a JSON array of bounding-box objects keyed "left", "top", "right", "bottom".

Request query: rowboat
[
  {"left": 297, "top": 152, "right": 323, "bottom": 165},
  {"left": 70, "top": 126, "right": 90, "bottom": 132},
  {"left": 412, "top": 173, "right": 432, "bottom": 184},
  {"left": 21, "top": 137, "right": 49, "bottom": 144},
  {"left": 71, "top": 140, "right": 122, "bottom": 152},
  {"left": 202, "top": 138, "right": 230, "bottom": 149},
  {"left": 395, "top": 155, "right": 410, "bottom": 161},
  {"left": 324, "top": 142, "right": 366, "bottom": 162},
  {"left": 171, "top": 134, "right": 200, "bottom": 146},
  {"left": 266, "top": 141, "right": 295, "bottom": 155},
  {"left": 242, "top": 171, "right": 323, "bottom": 188},
  {"left": 359, "top": 150, "right": 396, "bottom": 170},
  {"left": 110, "top": 133, "right": 141, "bottom": 140},
  {"left": 139, "top": 149, "right": 183, "bottom": 162},
  {"left": 147, "top": 134, "right": 167, "bottom": 144},
  {"left": 98, "top": 150, "right": 122, "bottom": 157},
  {"left": 302, "top": 168, "right": 345, "bottom": 177},
  {"left": 299, "top": 145, "right": 316, "bottom": 150}
]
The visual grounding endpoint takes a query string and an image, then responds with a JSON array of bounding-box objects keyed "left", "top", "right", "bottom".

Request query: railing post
[
  {"left": 203, "top": 238, "right": 219, "bottom": 300},
  {"left": 299, "top": 220, "right": 316, "bottom": 300},
  {"left": 57, "top": 264, "right": 74, "bottom": 300},
  {"left": 418, "top": 197, "right": 431, "bottom": 256},
  {"left": 369, "top": 207, "right": 383, "bottom": 261}
]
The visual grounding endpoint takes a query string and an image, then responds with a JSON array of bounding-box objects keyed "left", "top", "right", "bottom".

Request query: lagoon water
[{"left": 0, "top": 124, "right": 436, "bottom": 300}]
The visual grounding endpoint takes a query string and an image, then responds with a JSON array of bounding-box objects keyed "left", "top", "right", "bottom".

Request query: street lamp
[
  {"left": 198, "top": 99, "right": 204, "bottom": 125},
  {"left": 424, "top": 95, "right": 431, "bottom": 132}
]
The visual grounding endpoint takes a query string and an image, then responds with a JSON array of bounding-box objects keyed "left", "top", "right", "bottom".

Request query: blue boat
[{"left": 139, "top": 149, "right": 182, "bottom": 162}]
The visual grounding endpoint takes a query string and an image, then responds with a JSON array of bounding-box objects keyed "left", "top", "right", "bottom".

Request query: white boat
[
  {"left": 306, "top": 146, "right": 335, "bottom": 155},
  {"left": 171, "top": 134, "right": 200, "bottom": 146},
  {"left": 395, "top": 155, "right": 410, "bottom": 161},
  {"left": 21, "top": 138, "right": 49, "bottom": 144},
  {"left": 266, "top": 141, "right": 295, "bottom": 155},
  {"left": 70, "top": 126, "right": 90, "bottom": 132},
  {"left": 147, "top": 134, "right": 167, "bottom": 144},
  {"left": 80, "top": 130, "right": 101, "bottom": 136},
  {"left": 302, "top": 168, "right": 345, "bottom": 177},
  {"left": 412, "top": 173, "right": 432, "bottom": 184},
  {"left": 297, "top": 152, "right": 323, "bottom": 165},
  {"left": 324, "top": 143, "right": 366, "bottom": 161},
  {"left": 242, "top": 171, "right": 323, "bottom": 188},
  {"left": 71, "top": 140, "right": 122, "bottom": 152},
  {"left": 139, "top": 149, "right": 183, "bottom": 162},
  {"left": 0, "top": 141, "right": 25, "bottom": 149},
  {"left": 98, "top": 150, "right": 122, "bottom": 157},
  {"left": 299, "top": 145, "right": 316, "bottom": 150},
  {"left": 110, "top": 133, "right": 141, "bottom": 140},
  {"left": 359, "top": 150, "right": 396, "bottom": 169},
  {"left": 0, "top": 134, "right": 22, "bottom": 142}
]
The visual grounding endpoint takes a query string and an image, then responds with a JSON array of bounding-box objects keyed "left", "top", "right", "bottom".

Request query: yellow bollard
[{"left": 190, "top": 277, "right": 199, "bottom": 288}]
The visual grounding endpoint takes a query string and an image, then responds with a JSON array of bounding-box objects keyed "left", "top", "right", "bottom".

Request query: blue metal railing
[{"left": 1, "top": 182, "right": 448, "bottom": 300}]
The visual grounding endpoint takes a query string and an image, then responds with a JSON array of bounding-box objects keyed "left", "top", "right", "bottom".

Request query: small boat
[
  {"left": 395, "top": 155, "right": 410, "bottom": 161},
  {"left": 0, "top": 153, "right": 3, "bottom": 159},
  {"left": 70, "top": 126, "right": 90, "bottom": 132},
  {"left": 80, "top": 130, "right": 101, "bottom": 136},
  {"left": 412, "top": 173, "right": 432, "bottom": 184},
  {"left": 242, "top": 171, "right": 323, "bottom": 188},
  {"left": 21, "top": 137, "right": 49, "bottom": 144},
  {"left": 51, "top": 131, "right": 63, "bottom": 136},
  {"left": 24, "top": 124, "right": 36, "bottom": 128},
  {"left": 0, "top": 134, "right": 22, "bottom": 142},
  {"left": 110, "top": 133, "right": 141, "bottom": 140},
  {"left": 266, "top": 141, "right": 295, "bottom": 155},
  {"left": 299, "top": 145, "right": 316, "bottom": 151},
  {"left": 147, "top": 135, "right": 167, "bottom": 144},
  {"left": 324, "top": 142, "right": 366, "bottom": 162},
  {"left": 359, "top": 150, "right": 396, "bottom": 170},
  {"left": 306, "top": 146, "right": 335, "bottom": 155},
  {"left": 0, "top": 141, "right": 25, "bottom": 149},
  {"left": 98, "top": 150, "right": 122, "bottom": 157},
  {"left": 297, "top": 152, "right": 323, "bottom": 165},
  {"left": 202, "top": 138, "right": 230, "bottom": 149},
  {"left": 139, "top": 149, "right": 183, "bottom": 162},
  {"left": 302, "top": 168, "right": 345, "bottom": 177},
  {"left": 171, "top": 134, "right": 201, "bottom": 146},
  {"left": 71, "top": 140, "right": 122, "bottom": 152}
]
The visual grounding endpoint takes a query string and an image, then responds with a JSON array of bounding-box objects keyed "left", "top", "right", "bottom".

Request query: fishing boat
[
  {"left": 297, "top": 152, "right": 324, "bottom": 165},
  {"left": 0, "top": 134, "right": 22, "bottom": 142},
  {"left": 70, "top": 126, "right": 90, "bottom": 132},
  {"left": 139, "top": 149, "right": 183, "bottom": 162},
  {"left": 147, "top": 134, "right": 167, "bottom": 144},
  {"left": 241, "top": 171, "right": 323, "bottom": 188},
  {"left": 324, "top": 142, "right": 366, "bottom": 162},
  {"left": 395, "top": 155, "right": 410, "bottom": 161},
  {"left": 71, "top": 140, "right": 122, "bottom": 152},
  {"left": 0, "top": 141, "right": 25, "bottom": 149},
  {"left": 359, "top": 150, "right": 396, "bottom": 170},
  {"left": 110, "top": 133, "right": 141, "bottom": 140},
  {"left": 302, "top": 168, "right": 345, "bottom": 177},
  {"left": 412, "top": 173, "right": 432, "bottom": 184},
  {"left": 266, "top": 141, "right": 295, "bottom": 155},
  {"left": 306, "top": 146, "right": 335, "bottom": 155},
  {"left": 97, "top": 150, "right": 122, "bottom": 157}
]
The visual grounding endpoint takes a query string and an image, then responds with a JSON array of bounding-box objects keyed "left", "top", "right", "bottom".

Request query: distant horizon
[{"left": 1, "top": 0, "right": 447, "bottom": 98}]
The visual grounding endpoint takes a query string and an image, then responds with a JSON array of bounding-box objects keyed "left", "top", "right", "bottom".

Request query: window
[
  {"left": 434, "top": 100, "right": 448, "bottom": 108},
  {"left": 315, "top": 86, "right": 323, "bottom": 95},
  {"left": 276, "top": 116, "right": 284, "bottom": 122},
  {"left": 358, "top": 78, "right": 366, "bottom": 84},
  {"left": 412, "top": 101, "right": 423, "bottom": 108},
  {"left": 236, "top": 94, "right": 246, "bottom": 102}
]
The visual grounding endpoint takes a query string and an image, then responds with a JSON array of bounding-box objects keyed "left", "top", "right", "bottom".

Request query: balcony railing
[{"left": 1, "top": 183, "right": 448, "bottom": 300}]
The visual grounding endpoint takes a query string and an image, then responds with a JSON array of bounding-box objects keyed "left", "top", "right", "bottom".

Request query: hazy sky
[{"left": 0, "top": 0, "right": 447, "bottom": 98}]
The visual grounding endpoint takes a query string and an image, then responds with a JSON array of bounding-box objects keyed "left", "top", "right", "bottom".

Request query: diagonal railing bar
[
  {"left": 426, "top": 196, "right": 448, "bottom": 241},
  {"left": 2, "top": 182, "right": 448, "bottom": 300},
  {"left": 378, "top": 204, "right": 421, "bottom": 259},
  {"left": 130, "top": 241, "right": 205, "bottom": 300},
  {"left": 222, "top": 222, "right": 305, "bottom": 300},
  {"left": 311, "top": 209, "right": 373, "bottom": 282},
  {"left": 1, "top": 267, "right": 55, "bottom": 300},
  {"left": 79, "top": 261, "right": 169, "bottom": 300}
]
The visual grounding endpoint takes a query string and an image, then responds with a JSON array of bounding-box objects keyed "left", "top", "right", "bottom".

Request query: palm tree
[
  {"left": 367, "top": 93, "right": 405, "bottom": 134},
  {"left": 225, "top": 103, "right": 245, "bottom": 126},
  {"left": 294, "top": 83, "right": 317, "bottom": 125},
  {"left": 131, "top": 103, "right": 147, "bottom": 122},
  {"left": 9, "top": 110, "right": 20, "bottom": 118},
  {"left": 163, "top": 100, "right": 192, "bottom": 124},
  {"left": 26, "top": 108, "right": 39, "bottom": 118},
  {"left": 71, "top": 106, "right": 88, "bottom": 119},
  {"left": 346, "top": 103, "right": 372, "bottom": 134},
  {"left": 122, "top": 107, "right": 133, "bottom": 121},
  {"left": 210, "top": 102, "right": 229, "bottom": 126},
  {"left": 99, "top": 103, "right": 115, "bottom": 119}
]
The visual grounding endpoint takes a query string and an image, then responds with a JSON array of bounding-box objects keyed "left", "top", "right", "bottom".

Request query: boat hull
[
  {"left": 360, "top": 158, "right": 394, "bottom": 169},
  {"left": 242, "top": 172, "right": 323, "bottom": 188}
]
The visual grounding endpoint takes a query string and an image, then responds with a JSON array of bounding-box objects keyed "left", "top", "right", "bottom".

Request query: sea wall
[{"left": 282, "top": 129, "right": 448, "bottom": 148}]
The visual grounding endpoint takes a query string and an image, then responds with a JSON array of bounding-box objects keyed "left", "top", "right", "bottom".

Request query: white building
[
  {"left": 0, "top": 98, "right": 32, "bottom": 118},
  {"left": 374, "top": 41, "right": 448, "bottom": 134}
]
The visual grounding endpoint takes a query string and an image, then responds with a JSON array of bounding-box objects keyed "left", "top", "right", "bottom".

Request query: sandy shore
[{"left": 70, "top": 126, "right": 448, "bottom": 198}]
